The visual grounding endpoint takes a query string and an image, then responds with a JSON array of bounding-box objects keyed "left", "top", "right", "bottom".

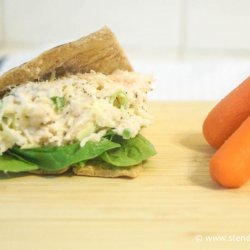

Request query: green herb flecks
[{"left": 51, "top": 96, "right": 66, "bottom": 111}]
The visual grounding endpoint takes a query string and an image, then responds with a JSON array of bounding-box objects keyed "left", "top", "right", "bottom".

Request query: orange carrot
[
  {"left": 210, "top": 116, "right": 250, "bottom": 188},
  {"left": 203, "top": 76, "right": 250, "bottom": 149}
]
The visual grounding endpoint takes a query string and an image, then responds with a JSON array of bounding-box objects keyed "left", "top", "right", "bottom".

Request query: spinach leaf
[
  {"left": 1, "top": 132, "right": 156, "bottom": 174},
  {"left": 100, "top": 134, "right": 156, "bottom": 167},
  {"left": 0, "top": 154, "right": 38, "bottom": 172},
  {"left": 10, "top": 138, "right": 120, "bottom": 171}
]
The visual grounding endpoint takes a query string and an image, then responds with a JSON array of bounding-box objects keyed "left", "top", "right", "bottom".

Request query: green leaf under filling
[
  {"left": 100, "top": 134, "right": 156, "bottom": 167},
  {"left": 0, "top": 154, "right": 38, "bottom": 172},
  {"left": 0, "top": 132, "right": 156, "bottom": 174},
  {"left": 10, "top": 138, "right": 121, "bottom": 171}
]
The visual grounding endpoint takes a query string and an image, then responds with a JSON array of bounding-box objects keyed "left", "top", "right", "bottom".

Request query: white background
[{"left": 0, "top": 0, "right": 250, "bottom": 100}]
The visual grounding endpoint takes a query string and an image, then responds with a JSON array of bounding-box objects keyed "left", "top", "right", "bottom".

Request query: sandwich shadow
[
  {"left": 0, "top": 169, "right": 75, "bottom": 180},
  {"left": 0, "top": 172, "right": 28, "bottom": 180},
  {"left": 179, "top": 133, "right": 222, "bottom": 190}
]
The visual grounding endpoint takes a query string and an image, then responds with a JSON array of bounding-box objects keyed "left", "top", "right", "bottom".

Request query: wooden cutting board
[{"left": 1, "top": 102, "right": 250, "bottom": 250}]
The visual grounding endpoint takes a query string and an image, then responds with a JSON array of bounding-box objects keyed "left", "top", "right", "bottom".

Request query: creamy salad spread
[{"left": 0, "top": 70, "right": 152, "bottom": 154}]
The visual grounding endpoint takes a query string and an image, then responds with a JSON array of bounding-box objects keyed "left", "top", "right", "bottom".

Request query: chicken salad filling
[{"left": 0, "top": 70, "right": 152, "bottom": 153}]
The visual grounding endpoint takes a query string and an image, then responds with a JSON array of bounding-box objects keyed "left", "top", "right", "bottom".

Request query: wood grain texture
[{"left": 1, "top": 101, "right": 250, "bottom": 250}]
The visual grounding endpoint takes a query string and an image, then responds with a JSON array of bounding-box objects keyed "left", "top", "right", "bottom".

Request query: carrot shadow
[{"left": 179, "top": 133, "right": 223, "bottom": 190}]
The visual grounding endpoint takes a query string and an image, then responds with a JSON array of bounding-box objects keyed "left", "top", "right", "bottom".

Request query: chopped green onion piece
[
  {"left": 122, "top": 129, "right": 131, "bottom": 139},
  {"left": 51, "top": 96, "right": 66, "bottom": 111},
  {"left": 110, "top": 91, "right": 128, "bottom": 108}
]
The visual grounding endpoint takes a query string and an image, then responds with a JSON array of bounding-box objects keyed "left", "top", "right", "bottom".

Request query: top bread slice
[{"left": 0, "top": 26, "right": 133, "bottom": 94}]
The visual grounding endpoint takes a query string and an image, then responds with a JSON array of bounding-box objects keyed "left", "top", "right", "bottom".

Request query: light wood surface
[{"left": 1, "top": 102, "right": 250, "bottom": 250}]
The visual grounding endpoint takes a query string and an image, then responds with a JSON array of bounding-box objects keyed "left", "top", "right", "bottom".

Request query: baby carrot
[
  {"left": 210, "top": 116, "right": 250, "bottom": 188},
  {"left": 203, "top": 76, "right": 250, "bottom": 149}
]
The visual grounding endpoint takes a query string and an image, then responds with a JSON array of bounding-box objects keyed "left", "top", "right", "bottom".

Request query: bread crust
[
  {"left": 73, "top": 164, "right": 143, "bottom": 178},
  {"left": 0, "top": 26, "right": 133, "bottom": 93},
  {"left": 29, "top": 164, "right": 143, "bottom": 178}
]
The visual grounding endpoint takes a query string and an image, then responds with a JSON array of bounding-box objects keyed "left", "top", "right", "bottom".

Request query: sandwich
[{"left": 0, "top": 27, "right": 156, "bottom": 178}]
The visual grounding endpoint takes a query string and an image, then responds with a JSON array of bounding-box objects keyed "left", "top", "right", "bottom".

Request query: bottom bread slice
[
  {"left": 29, "top": 164, "right": 142, "bottom": 178},
  {"left": 73, "top": 164, "right": 143, "bottom": 178}
]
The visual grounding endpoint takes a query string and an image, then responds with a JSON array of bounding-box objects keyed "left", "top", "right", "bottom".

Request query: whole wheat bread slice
[
  {"left": 73, "top": 164, "right": 143, "bottom": 178},
  {"left": 0, "top": 27, "right": 143, "bottom": 178},
  {"left": 0, "top": 26, "right": 133, "bottom": 94}
]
